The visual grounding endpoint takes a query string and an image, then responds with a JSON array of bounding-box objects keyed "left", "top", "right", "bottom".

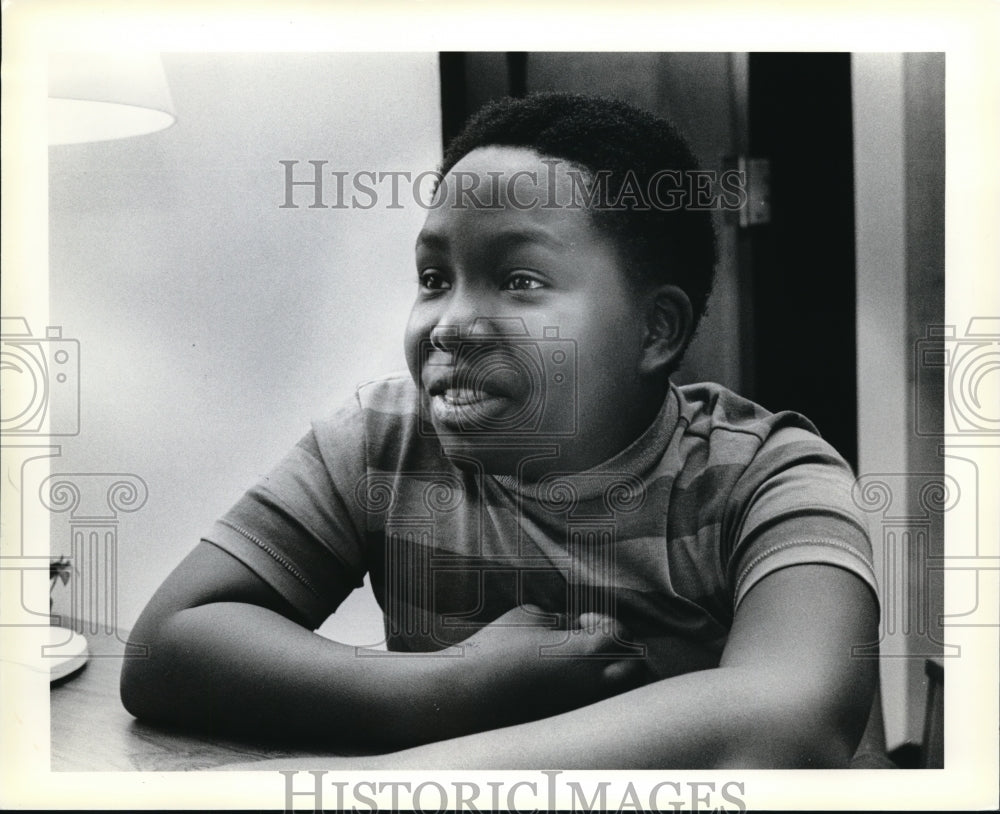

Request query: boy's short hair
[{"left": 441, "top": 92, "right": 719, "bottom": 338}]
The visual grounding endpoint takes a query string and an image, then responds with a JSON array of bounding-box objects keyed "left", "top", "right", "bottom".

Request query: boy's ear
[{"left": 639, "top": 285, "right": 693, "bottom": 377}]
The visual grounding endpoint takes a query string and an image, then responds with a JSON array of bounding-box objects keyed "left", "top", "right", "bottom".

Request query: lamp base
[
  {"left": 0, "top": 626, "right": 90, "bottom": 681},
  {"left": 47, "top": 627, "right": 90, "bottom": 682}
]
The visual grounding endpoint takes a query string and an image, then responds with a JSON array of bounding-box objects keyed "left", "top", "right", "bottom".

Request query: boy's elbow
[
  {"left": 118, "top": 620, "right": 179, "bottom": 722},
  {"left": 119, "top": 664, "right": 143, "bottom": 719},
  {"left": 119, "top": 635, "right": 157, "bottom": 720},
  {"left": 769, "top": 724, "right": 856, "bottom": 768},
  {"left": 722, "top": 719, "right": 855, "bottom": 769},
  {"left": 721, "top": 680, "right": 873, "bottom": 769},
  {"left": 752, "top": 655, "right": 876, "bottom": 768}
]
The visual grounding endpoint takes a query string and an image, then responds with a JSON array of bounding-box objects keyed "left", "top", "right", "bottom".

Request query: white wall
[
  {"left": 853, "top": 53, "right": 946, "bottom": 751},
  {"left": 853, "top": 52, "right": 911, "bottom": 751},
  {"left": 47, "top": 53, "right": 441, "bottom": 635}
]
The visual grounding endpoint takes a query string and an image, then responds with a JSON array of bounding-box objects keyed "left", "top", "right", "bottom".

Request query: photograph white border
[{"left": 2, "top": 1, "right": 998, "bottom": 810}]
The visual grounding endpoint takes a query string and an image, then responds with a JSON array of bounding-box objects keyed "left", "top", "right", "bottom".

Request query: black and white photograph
[{"left": 2, "top": 3, "right": 997, "bottom": 811}]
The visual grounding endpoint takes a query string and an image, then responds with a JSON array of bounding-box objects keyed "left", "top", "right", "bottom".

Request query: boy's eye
[
  {"left": 502, "top": 272, "right": 545, "bottom": 292},
  {"left": 418, "top": 269, "right": 450, "bottom": 290}
]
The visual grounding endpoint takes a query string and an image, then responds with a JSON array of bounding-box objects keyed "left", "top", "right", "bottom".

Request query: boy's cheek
[
  {"left": 403, "top": 340, "right": 422, "bottom": 385},
  {"left": 403, "top": 309, "right": 430, "bottom": 380}
]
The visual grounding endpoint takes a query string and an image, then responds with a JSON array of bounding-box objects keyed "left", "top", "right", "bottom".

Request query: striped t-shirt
[{"left": 204, "top": 374, "right": 877, "bottom": 679}]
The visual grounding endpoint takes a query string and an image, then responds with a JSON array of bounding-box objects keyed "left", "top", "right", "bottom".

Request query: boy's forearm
[
  {"left": 347, "top": 663, "right": 862, "bottom": 770},
  {"left": 121, "top": 601, "right": 469, "bottom": 750},
  {"left": 121, "top": 599, "right": 644, "bottom": 750},
  {"left": 216, "top": 662, "right": 863, "bottom": 771}
]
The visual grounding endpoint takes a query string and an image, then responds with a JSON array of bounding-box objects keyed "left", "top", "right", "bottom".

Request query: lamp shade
[{"left": 48, "top": 53, "right": 176, "bottom": 146}]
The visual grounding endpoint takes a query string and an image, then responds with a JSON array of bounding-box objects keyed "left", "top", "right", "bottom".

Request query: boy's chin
[{"left": 432, "top": 430, "right": 565, "bottom": 480}]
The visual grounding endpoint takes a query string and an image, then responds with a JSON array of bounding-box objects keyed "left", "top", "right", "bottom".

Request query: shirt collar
[{"left": 490, "top": 384, "right": 680, "bottom": 502}]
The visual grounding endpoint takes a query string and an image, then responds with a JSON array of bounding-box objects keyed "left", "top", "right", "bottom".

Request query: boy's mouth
[
  {"left": 436, "top": 386, "right": 499, "bottom": 406},
  {"left": 426, "top": 377, "right": 510, "bottom": 421},
  {"left": 430, "top": 388, "right": 509, "bottom": 426},
  {"left": 423, "top": 365, "right": 528, "bottom": 432}
]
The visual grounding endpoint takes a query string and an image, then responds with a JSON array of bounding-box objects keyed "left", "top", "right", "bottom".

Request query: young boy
[{"left": 120, "top": 93, "right": 879, "bottom": 768}]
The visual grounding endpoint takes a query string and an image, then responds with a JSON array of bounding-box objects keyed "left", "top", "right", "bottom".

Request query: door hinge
[{"left": 736, "top": 156, "right": 771, "bottom": 227}]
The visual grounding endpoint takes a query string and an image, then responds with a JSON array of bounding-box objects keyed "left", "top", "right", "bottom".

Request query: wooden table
[{"left": 50, "top": 629, "right": 324, "bottom": 771}]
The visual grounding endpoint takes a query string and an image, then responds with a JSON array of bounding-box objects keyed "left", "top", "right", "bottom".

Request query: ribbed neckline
[{"left": 490, "top": 384, "right": 680, "bottom": 502}]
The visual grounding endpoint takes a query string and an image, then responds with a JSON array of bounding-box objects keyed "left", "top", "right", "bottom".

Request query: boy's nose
[
  {"left": 429, "top": 322, "right": 461, "bottom": 352},
  {"left": 428, "top": 287, "right": 482, "bottom": 350},
  {"left": 429, "top": 316, "right": 532, "bottom": 351}
]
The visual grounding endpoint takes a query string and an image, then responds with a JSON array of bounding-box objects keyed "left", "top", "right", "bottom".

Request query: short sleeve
[
  {"left": 202, "top": 396, "right": 369, "bottom": 629},
  {"left": 725, "top": 425, "right": 879, "bottom": 611}
]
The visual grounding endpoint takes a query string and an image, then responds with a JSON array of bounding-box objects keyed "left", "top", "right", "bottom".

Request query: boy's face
[{"left": 404, "top": 146, "right": 654, "bottom": 476}]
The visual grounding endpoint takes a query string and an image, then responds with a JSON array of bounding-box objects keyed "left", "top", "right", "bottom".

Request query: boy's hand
[{"left": 447, "top": 604, "right": 652, "bottom": 729}]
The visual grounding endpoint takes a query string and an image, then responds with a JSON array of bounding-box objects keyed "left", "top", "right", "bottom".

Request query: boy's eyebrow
[
  {"left": 415, "top": 230, "right": 448, "bottom": 251},
  {"left": 415, "top": 225, "right": 567, "bottom": 252}
]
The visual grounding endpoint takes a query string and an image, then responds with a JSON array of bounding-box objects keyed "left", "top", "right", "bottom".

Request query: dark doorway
[{"left": 747, "top": 53, "right": 857, "bottom": 469}]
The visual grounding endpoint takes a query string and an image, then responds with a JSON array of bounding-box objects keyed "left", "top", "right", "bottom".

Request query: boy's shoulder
[
  {"left": 353, "top": 371, "right": 421, "bottom": 416},
  {"left": 670, "top": 380, "right": 849, "bottom": 482},
  {"left": 312, "top": 372, "right": 419, "bottom": 439},
  {"left": 675, "top": 380, "right": 822, "bottom": 444},
  {"left": 311, "top": 373, "right": 439, "bottom": 474}
]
